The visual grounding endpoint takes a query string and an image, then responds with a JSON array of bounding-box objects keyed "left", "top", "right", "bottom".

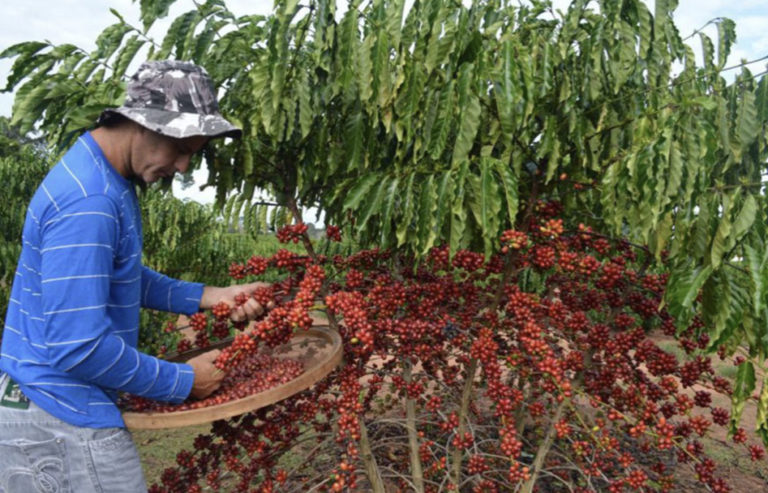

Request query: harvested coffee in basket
[{"left": 120, "top": 352, "right": 303, "bottom": 413}]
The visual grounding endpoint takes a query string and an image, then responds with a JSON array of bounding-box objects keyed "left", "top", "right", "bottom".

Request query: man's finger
[{"left": 245, "top": 298, "right": 264, "bottom": 316}]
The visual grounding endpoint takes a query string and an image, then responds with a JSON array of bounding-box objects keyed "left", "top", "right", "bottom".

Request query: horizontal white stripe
[
  {"left": 35, "top": 389, "right": 85, "bottom": 414},
  {"left": 29, "top": 317, "right": 45, "bottom": 323},
  {"left": 46, "top": 336, "right": 98, "bottom": 347},
  {"left": 9, "top": 298, "right": 21, "bottom": 305},
  {"left": 112, "top": 328, "right": 137, "bottom": 334},
  {"left": 0, "top": 353, "right": 48, "bottom": 365},
  {"left": 41, "top": 243, "right": 113, "bottom": 253},
  {"left": 10, "top": 329, "right": 49, "bottom": 350},
  {"left": 112, "top": 276, "right": 141, "bottom": 284},
  {"left": 43, "top": 274, "right": 110, "bottom": 283},
  {"left": 116, "top": 253, "right": 140, "bottom": 264},
  {"left": 88, "top": 402, "right": 115, "bottom": 406},
  {"left": 3, "top": 325, "right": 21, "bottom": 334},
  {"left": 27, "top": 381, "right": 90, "bottom": 388},
  {"left": 44, "top": 211, "right": 118, "bottom": 228},
  {"left": 107, "top": 301, "right": 140, "bottom": 309},
  {"left": 44, "top": 305, "right": 106, "bottom": 315},
  {"left": 22, "top": 264, "right": 40, "bottom": 275}
]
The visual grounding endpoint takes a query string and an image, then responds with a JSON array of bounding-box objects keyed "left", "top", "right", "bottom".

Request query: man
[{"left": 0, "top": 60, "right": 266, "bottom": 492}]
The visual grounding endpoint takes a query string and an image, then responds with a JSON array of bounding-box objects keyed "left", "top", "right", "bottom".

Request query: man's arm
[
  {"left": 140, "top": 268, "right": 272, "bottom": 320},
  {"left": 140, "top": 266, "right": 204, "bottom": 315},
  {"left": 41, "top": 195, "right": 195, "bottom": 402}
]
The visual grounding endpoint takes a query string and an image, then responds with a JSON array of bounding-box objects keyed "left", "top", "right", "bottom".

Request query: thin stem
[
  {"left": 520, "top": 400, "right": 565, "bottom": 493},
  {"left": 405, "top": 364, "right": 425, "bottom": 492},
  {"left": 359, "top": 418, "right": 386, "bottom": 493}
]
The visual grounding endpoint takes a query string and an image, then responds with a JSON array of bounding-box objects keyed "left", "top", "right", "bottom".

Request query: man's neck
[{"left": 90, "top": 126, "right": 133, "bottom": 179}]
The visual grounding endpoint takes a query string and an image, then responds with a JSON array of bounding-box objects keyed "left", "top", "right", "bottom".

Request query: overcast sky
[{"left": 1, "top": 0, "right": 766, "bottom": 203}]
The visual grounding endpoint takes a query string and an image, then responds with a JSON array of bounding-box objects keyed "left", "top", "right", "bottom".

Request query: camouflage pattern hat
[{"left": 99, "top": 60, "right": 241, "bottom": 139}]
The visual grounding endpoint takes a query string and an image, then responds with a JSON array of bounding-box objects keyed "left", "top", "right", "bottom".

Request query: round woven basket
[{"left": 122, "top": 326, "right": 342, "bottom": 430}]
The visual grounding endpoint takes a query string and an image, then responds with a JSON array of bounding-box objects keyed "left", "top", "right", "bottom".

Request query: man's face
[{"left": 130, "top": 129, "right": 208, "bottom": 184}]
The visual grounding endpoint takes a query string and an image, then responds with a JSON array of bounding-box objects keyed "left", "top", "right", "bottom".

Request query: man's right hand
[{"left": 186, "top": 349, "right": 224, "bottom": 399}]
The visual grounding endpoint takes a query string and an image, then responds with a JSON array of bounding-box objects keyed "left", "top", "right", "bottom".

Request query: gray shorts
[{"left": 0, "top": 373, "right": 147, "bottom": 493}]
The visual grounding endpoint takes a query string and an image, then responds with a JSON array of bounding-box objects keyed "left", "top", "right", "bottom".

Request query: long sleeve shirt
[{"left": 1, "top": 131, "right": 202, "bottom": 428}]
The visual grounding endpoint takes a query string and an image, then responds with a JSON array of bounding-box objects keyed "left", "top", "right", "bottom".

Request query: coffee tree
[
  {"left": 3, "top": 0, "right": 768, "bottom": 490},
  {"left": 0, "top": 117, "right": 50, "bottom": 326}
]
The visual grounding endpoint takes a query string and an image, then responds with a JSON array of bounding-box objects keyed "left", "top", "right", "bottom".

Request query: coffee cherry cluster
[
  {"left": 211, "top": 301, "right": 231, "bottom": 321},
  {"left": 214, "top": 263, "right": 325, "bottom": 371},
  {"left": 326, "top": 225, "right": 342, "bottom": 242},
  {"left": 146, "top": 212, "right": 762, "bottom": 493},
  {"left": 276, "top": 223, "right": 308, "bottom": 244}
]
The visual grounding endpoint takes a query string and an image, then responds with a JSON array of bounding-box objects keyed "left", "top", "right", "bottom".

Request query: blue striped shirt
[{"left": 1, "top": 132, "right": 202, "bottom": 428}]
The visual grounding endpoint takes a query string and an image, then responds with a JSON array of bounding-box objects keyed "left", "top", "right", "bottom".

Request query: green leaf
[
  {"left": 396, "top": 173, "right": 416, "bottom": 247},
  {"left": 297, "top": 70, "right": 313, "bottom": 139},
  {"left": 711, "top": 195, "right": 735, "bottom": 269},
  {"left": 380, "top": 176, "right": 400, "bottom": 246},
  {"left": 731, "top": 195, "right": 758, "bottom": 245},
  {"left": 731, "top": 361, "right": 756, "bottom": 433},
  {"left": 449, "top": 161, "right": 469, "bottom": 254},
  {"left": 429, "top": 81, "right": 454, "bottom": 160},
  {"left": 417, "top": 175, "right": 438, "bottom": 254},
  {"left": 112, "top": 35, "right": 145, "bottom": 79},
  {"left": 736, "top": 90, "right": 759, "bottom": 149},
  {"left": 452, "top": 64, "right": 481, "bottom": 166},
  {"left": 665, "top": 263, "right": 713, "bottom": 327},
  {"left": 744, "top": 245, "right": 766, "bottom": 317},
  {"left": 496, "top": 40, "right": 517, "bottom": 137},
  {"left": 356, "top": 175, "right": 390, "bottom": 234},
  {"left": 493, "top": 158, "right": 518, "bottom": 227},
  {"left": 156, "top": 11, "right": 197, "bottom": 60},
  {"left": 139, "top": 0, "right": 177, "bottom": 31},
  {"left": 94, "top": 23, "right": 132, "bottom": 60},
  {"left": 2, "top": 43, "right": 53, "bottom": 92},
  {"left": 0, "top": 41, "right": 49, "bottom": 61},
  {"left": 345, "top": 109, "right": 365, "bottom": 171},
  {"left": 699, "top": 33, "right": 715, "bottom": 71},
  {"left": 477, "top": 158, "right": 502, "bottom": 256},
  {"left": 716, "top": 17, "right": 736, "bottom": 69},
  {"left": 757, "top": 379, "right": 768, "bottom": 446}
]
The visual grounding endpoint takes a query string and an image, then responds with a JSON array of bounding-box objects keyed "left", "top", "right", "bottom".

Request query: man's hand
[
  {"left": 187, "top": 349, "right": 224, "bottom": 399},
  {"left": 199, "top": 281, "right": 275, "bottom": 322}
]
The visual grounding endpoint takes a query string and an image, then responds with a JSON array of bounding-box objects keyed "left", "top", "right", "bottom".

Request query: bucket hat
[{"left": 98, "top": 60, "right": 241, "bottom": 139}]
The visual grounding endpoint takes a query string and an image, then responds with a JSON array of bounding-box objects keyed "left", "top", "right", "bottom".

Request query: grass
[{"left": 133, "top": 424, "right": 211, "bottom": 486}]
